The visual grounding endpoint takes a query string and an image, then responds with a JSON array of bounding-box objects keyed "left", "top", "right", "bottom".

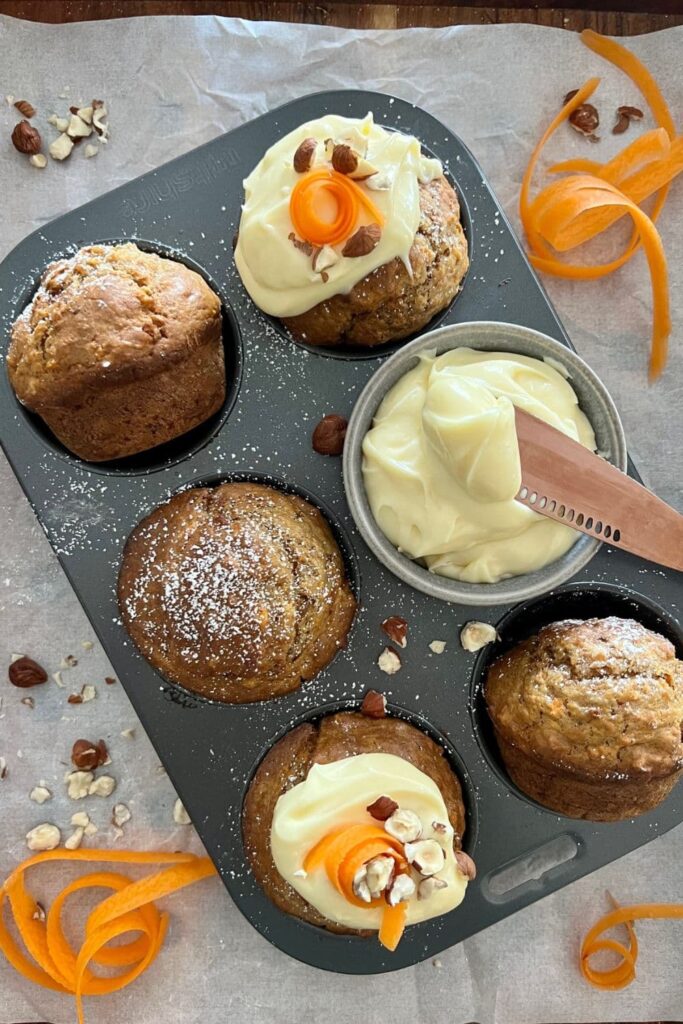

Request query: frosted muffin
[
  {"left": 243, "top": 700, "right": 474, "bottom": 948},
  {"left": 485, "top": 617, "right": 683, "bottom": 820},
  {"left": 118, "top": 482, "right": 357, "bottom": 703},
  {"left": 234, "top": 113, "right": 468, "bottom": 347},
  {"left": 7, "top": 243, "right": 225, "bottom": 461}
]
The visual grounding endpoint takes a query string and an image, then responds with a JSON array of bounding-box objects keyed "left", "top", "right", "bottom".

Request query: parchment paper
[{"left": 0, "top": 15, "right": 681, "bottom": 1024}]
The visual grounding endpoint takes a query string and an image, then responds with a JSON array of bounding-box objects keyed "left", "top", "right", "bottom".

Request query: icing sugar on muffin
[
  {"left": 243, "top": 699, "right": 473, "bottom": 947},
  {"left": 118, "top": 482, "right": 357, "bottom": 703},
  {"left": 7, "top": 243, "right": 225, "bottom": 462},
  {"left": 234, "top": 113, "right": 468, "bottom": 347}
]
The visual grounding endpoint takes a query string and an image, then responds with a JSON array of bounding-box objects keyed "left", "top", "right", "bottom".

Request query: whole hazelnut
[
  {"left": 312, "top": 414, "right": 348, "bottom": 456},
  {"left": 11, "top": 120, "right": 42, "bottom": 155}
]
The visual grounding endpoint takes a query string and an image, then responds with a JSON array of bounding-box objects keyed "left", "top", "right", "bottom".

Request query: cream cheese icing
[
  {"left": 362, "top": 348, "right": 596, "bottom": 584},
  {"left": 234, "top": 113, "right": 443, "bottom": 318},
  {"left": 270, "top": 753, "right": 468, "bottom": 930}
]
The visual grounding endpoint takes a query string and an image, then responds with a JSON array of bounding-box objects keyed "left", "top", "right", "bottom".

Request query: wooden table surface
[
  {"left": 0, "top": 0, "right": 682, "bottom": 35},
  {"left": 0, "top": 3, "right": 678, "bottom": 1024}
]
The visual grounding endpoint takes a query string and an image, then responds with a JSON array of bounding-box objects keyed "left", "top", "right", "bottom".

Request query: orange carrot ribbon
[
  {"left": 290, "top": 167, "right": 384, "bottom": 247},
  {"left": 580, "top": 896, "right": 683, "bottom": 989},
  {"left": 0, "top": 848, "right": 216, "bottom": 1024},
  {"left": 519, "top": 31, "right": 681, "bottom": 378}
]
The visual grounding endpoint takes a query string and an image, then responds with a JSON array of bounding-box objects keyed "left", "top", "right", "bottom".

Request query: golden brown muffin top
[
  {"left": 118, "top": 482, "right": 357, "bottom": 703},
  {"left": 8, "top": 243, "right": 221, "bottom": 408},
  {"left": 485, "top": 617, "right": 683, "bottom": 781}
]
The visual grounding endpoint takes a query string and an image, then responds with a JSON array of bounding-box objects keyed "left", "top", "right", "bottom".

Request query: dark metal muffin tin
[{"left": 0, "top": 91, "right": 681, "bottom": 974}]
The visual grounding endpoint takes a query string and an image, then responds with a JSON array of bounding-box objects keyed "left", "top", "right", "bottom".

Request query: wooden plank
[{"left": 1, "top": 0, "right": 682, "bottom": 32}]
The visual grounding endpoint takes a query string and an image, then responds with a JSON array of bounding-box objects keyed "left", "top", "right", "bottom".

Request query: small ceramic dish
[{"left": 343, "top": 321, "right": 627, "bottom": 606}]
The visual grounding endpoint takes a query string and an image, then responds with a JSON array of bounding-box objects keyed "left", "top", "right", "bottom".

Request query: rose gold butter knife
[{"left": 513, "top": 406, "right": 683, "bottom": 572}]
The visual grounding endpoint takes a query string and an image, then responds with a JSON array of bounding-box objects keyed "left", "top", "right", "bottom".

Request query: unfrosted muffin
[
  {"left": 118, "top": 482, "right": 357, "bottom": 703},
  {"left": 484, "top": 617, "right": 683, "bottom": 820},
  {"left": 7, "top": 243, "right": 225, "bottom": 461},
  {"left": 234, "top": 113, "right": 468, "bottom": 348},
  {"left": 243, "top": 704, "right": 471, "bottom": 944}
]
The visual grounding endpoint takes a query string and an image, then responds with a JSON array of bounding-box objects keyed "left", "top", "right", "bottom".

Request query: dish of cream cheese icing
[
  {"left": 234, "top": 113, "right": 443, "bottom": 318},
  {"left": 270, "top": 753, "right": 468, "bottom": 930},
  {"left": 362, "top": 348, "right": 596, "bottom": 584}
]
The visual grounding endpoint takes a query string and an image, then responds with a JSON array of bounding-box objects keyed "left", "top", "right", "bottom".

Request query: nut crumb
[
  {"left": 112, "top": 803, "right": 131, "bottom": 827},
  {"left": 120, "top": 728, "right": 136, "bottom": 740},
  {"left": 32, "top": 901, "right": 46, "bottom": 922},
  {"left": 89, "top": 775, "right": 116, "bottom": 798},
  {"left": 65, "top": 827, "right": 84, "bottom": 850},
  {"left": 71, "top": 811, "right": 90, "bottom": 828},
  {"left": 360, "top": 690, "right": 387, "bottom": 718},
  {"left": 0, "top": 757, "right": 7, "bottom": 781},
  {"left": 173, "top": 798, "right": 191, "bottom": 825},
  {"left": 61, "top": 654, "right": 78, "bottom": 669},
  {"left": 26, "top": 823, "right": 60, "bottom": 851},
  {"left": 105, "top": 677, "right": 117, "bottom": 685},
  {"left": 53, "top": 671, "right": 65, "bottom": 688},
  {"left": 460, "top": 621, "right": 498, "bottom": 652},
  {"left": 21, "top": 696, "right": 35, "bottom": 708},
  {"left": 29, "top": 785, "right": 52, "bottom": 804},
  {"left": 81, "top": 641, "right": 94, "bottom": 651},
  {"left": 378, "top": 646, "right": 401, "bottom": 675},
  {"left": 66, "top": 770, "right": 94, "bottom": 800},
  {"left": 429, "top": 640, "right": 446, "bottom": 654},
  {"left": 381, "top": 616, "right": 408, "bottom": 648}
]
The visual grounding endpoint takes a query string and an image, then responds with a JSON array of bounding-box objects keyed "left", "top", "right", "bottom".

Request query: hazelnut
[
  {"left": 381, "top": 616, "right": 408, "bottom": 648},
  {"left": 568, "top": 102, "right": 600, "bottom": 140},
  {"left": 386, "top": 872, "right": 416, "bottom": 906},
  {"left": 460, "top": 621, "right": 498, "bottom": 652},
  {"left": 404, "top": 839, "right": 446, "bottom": 877},
  {"left": 378, "top": 647, "right": 401, "bottom": 675},
  {"left": 71, "top": 738, "right": 108, "bottom": 771},
  {"left": 71, "top": 811, "right": 90, "bottom": 828},
  {"left": 9, "top": 656, "right": 48, "bottom": 688},
  {"left": 331, "top": 143, "right": 359, "bottom": 175},
  {"left": 365, "top": 855, "right": 395, "bottom": 898},
  {"left": 112, "top": 803, "right": 131, "bottom": 827},
  {"left": 366, "top": 795, "right": 399, "bottom": 821},
  {"left": 613, "top": 104, "right": 644, "bottom": 135},
  {"left": 26, "top": 823, "right": 61, "bottom": 851},
  {"left": 418, "top": 876, "right": 448, "bottom": 900},
  {"left": 342, "top": 223, "right": 381, "bottom": 258},
  {"left": 11, "top": 120, "right": 41, "bottom": 155},
  {"left": 293, "top": 136, "right": 317, "bottom": 173},
  {"left": 47, "top": 113, "right": 69, "bottom": 132},
  {"left": 29, "top": 154, "right": 47, "bottom": 169},
  {"left": 14, "top": 99, "right": 36, "bottom": 118},
  {"left": 454, "top": 850, "right": 477, "bottom": 881},
  {"left": 360, "top": 690, "right": 387, "bottom": 719},
  {"left": 288, "top": 231, "right": 313, "bottom": 257},
  {"left": 312, "top": 413, "right": 347, "bottom": 456},
  {"left": 312, "top": 245, "right": 339, "bottom": 275},
  {"left": 352, "top": 865, "right": 372, "bottom": 903},
  {"left": 91, "top": 101, "right": 109, "bottom": 141},
  {"left": 385, "top": 808, "right": 422, "bottom": 844},
  {"left": 49, "top": 133, "right": 74, "bottom": 161}
]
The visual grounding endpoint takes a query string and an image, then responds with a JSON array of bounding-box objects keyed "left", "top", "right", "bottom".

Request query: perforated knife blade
[{"left": 514, "top": 406, "right": 683, "bottom": 572}]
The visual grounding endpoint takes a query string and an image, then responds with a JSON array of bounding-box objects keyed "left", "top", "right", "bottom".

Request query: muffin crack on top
[
  {"left": 118, "top": 482, "right": 357, "bottom": 703},
  {"left": 485, "top": 616, "right": 683, "bottom": 820},
  {"left": 8, "top": 243, "right": 227, "bottom": 462}
]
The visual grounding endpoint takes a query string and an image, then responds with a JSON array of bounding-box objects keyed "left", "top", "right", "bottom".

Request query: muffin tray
[{"left": 1, "top": 91, "right": 681, "bottom": 973}]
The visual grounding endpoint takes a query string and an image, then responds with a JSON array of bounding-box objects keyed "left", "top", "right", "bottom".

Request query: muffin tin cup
[
  {"left": 469, "top": 581, "right": 683, "bottom": 817},
  {"left": 237, "top": 698, "right": 480, "bottom": 970},
  {"left": 343, "top": 320, "right": 628, "bottom": 607},
  {"left": 0, "top": 89, "right": 680, "bottom": 974}
]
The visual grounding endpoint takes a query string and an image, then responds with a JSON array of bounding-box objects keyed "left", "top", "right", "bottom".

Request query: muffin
[
  {"left": 234, "top": 113, "right": 468, "bottom": 348},
  {"left": 7, "top": 243, "right": 225, "bottom": 461},
  {"left": 243, "top": 699, "right": 473, "bottom": 947},
  {"left": 118, "top": 482, "right": 357, "bottom": 703},
  {"left": 485, "top": 617, "right": 683, "bottom": 820}
]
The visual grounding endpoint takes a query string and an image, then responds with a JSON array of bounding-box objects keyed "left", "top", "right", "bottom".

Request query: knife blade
[{"left": 513, "top": 406, "right": 683, "bottom": 572}]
